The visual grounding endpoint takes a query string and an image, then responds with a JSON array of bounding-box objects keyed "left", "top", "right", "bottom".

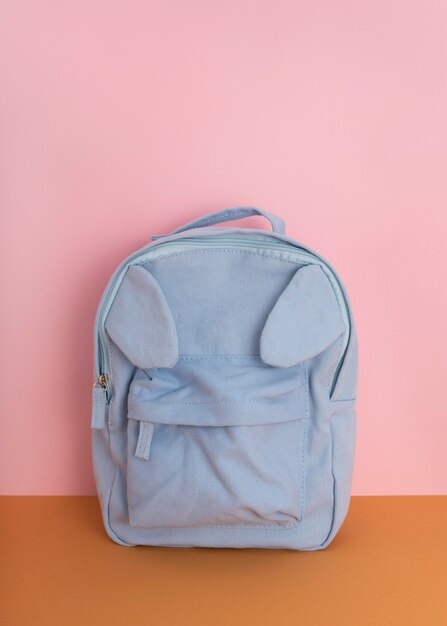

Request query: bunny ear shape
[
  {"left": 104, "top": 265, "right": 178, "bottom": 369},
  {"left": 260, "top": 265, "right": 345, "bottom": 368}
]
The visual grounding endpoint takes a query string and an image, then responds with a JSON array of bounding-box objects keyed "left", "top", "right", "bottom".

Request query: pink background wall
[{"left": 1, "top": 1, "right": 446, "bottom": 495}]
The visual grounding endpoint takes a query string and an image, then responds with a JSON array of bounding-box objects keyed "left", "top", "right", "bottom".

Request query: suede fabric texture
[
  {"left": 260, "top": 265, "right": 345, "bottom": 367},
  {"left": 104, "top": 265, "right": 178, "bottom": 369},
  {"left": 91, "top": 208, "right": 358, "bottom": 550}
]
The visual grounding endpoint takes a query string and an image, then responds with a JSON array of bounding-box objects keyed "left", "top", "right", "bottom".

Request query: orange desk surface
[{"left": 1, "top": 496, "right": 446, "bottom": 626}]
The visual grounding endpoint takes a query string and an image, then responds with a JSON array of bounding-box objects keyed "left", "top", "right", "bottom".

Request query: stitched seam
[
  {"left": 299, "top": 365, "right": 309, "bottom": 520},
  {"left": 138, "top": 394, "right": 302, "bottom": 405},
  {"left": 192, "top": 209, "right": 263, "bottom": 227},
  {"left": 194, "top": 214, "right": 235, "bottom": 226},
  {"left": 142, "top": 248, "right": 305, "bottom": 267},
  {"left": 194, "top": 519, "right": 300, "bottom": 530},
  {"left": 129, "top": 417, "right": 304, "bottom": 428},
  {"left": 107, "top": 337, "right": 114, "bottom": 428},
  {"left": 327, "top": 335, "right": 344, "bottom": 398},
  {"left": 178, "top": 355, "right": 263, "bottom": 361},
  {"left": 319, "top": 333, "right": 345, "bottom": 546},
  {"left": 106, "top": 466, "right": 134, "bottom": 546}
]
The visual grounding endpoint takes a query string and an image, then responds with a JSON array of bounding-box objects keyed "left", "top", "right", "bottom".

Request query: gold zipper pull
[{"left": 97, "top": 373, "right": 109, "bottom": 389}]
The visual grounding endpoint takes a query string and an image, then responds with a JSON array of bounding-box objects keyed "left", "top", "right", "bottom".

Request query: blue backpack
[{"left": 91, "top": 207, "right": 358, "bottom": 549}]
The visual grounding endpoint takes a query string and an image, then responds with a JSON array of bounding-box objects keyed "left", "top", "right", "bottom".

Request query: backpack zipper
[{"left": 93, "top": 233, "right": 352, "bottom": 407}]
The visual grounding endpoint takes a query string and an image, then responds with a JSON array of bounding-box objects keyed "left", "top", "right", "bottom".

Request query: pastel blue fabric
[{"left": 91, "top": 207, "right": 358, "bottom": 550}]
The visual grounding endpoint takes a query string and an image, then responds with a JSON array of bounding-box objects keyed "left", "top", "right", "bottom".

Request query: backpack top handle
[{"left": 155, "top": 206, "right": 286, "bottom": 239}]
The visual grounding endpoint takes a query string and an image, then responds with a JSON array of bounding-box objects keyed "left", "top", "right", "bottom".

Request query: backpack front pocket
[{"left": 126, "top": 357, "right": 309, "bottom": 529}]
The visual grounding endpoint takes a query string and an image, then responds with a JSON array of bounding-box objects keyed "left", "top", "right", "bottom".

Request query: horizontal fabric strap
[
  {"left": 128, "top": 394, "right": 307, "bottom": 427},
  {"left": 128, "top": 357, "right": 308, "bottom": 427}
]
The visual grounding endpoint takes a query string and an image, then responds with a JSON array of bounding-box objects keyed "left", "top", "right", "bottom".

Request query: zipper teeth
[{"left": 95, "top": 236, "right": 351, "bottom": 399}]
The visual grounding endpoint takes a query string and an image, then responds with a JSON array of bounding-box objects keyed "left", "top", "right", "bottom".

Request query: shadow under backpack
[{"left": 91, "top": 207, "right": 358, "bottom": 550}]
